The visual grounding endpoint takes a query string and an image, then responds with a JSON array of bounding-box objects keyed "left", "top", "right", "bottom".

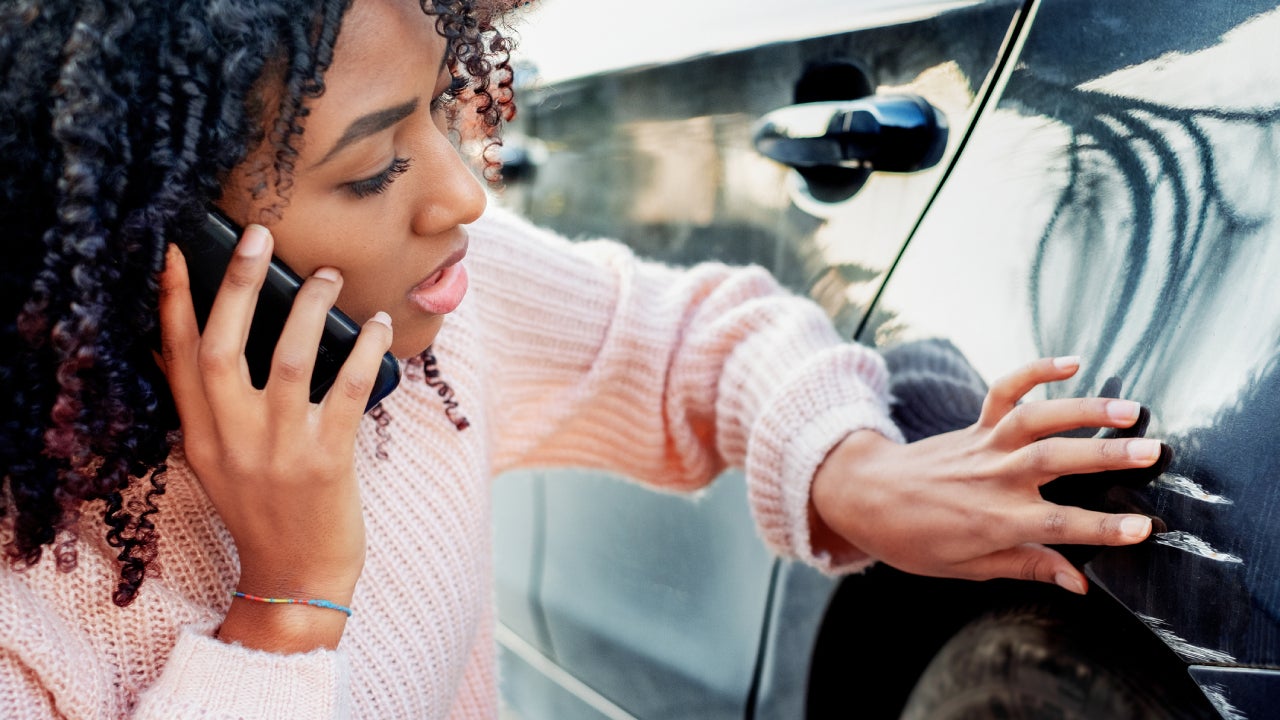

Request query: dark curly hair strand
[{"left": 0, "top": 0, "right": 514, "bottom": 606}]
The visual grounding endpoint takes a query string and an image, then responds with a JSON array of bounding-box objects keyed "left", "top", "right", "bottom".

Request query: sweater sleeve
[
  {"left": 467, "top": 205, "right": 904, "bottom": 573},
  {"left": 133, "top": 626, "right": 353, "bottom": 719}
]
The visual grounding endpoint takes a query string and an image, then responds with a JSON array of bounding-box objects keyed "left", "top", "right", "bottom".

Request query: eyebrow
[{"left": 316, "top": 98, "right": 420, "bottom": 167}]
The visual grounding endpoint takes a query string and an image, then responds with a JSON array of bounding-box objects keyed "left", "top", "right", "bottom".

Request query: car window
[{"left": 509, "top": 0, "right": 986, "bottom": 84}]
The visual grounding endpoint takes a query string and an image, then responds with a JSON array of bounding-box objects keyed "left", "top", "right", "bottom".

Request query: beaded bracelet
[{"left": 232, "top": 591, "right": 353, "bottom": 617}]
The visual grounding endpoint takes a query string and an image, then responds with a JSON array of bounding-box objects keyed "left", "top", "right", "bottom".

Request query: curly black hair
[{"left": 0, "top": 0, "right": 514, "bottom": 606}]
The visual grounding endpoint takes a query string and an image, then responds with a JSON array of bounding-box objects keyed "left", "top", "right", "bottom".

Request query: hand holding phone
[
  {"left": 173, "top": 210, "right": 399, "bottom": 411},
  {"left": 157, "top": 219, "right": 387, "bottom": 653}
]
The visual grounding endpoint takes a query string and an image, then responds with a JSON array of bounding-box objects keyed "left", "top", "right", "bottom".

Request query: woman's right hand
[{"left": 157, "top": 224, "right": 393, "bottom": 652}]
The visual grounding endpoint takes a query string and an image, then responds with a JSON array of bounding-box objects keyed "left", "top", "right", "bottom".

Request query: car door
[
  {"left": 492, "top": 1, "right": 1029, "bottom": 718},
  {"left": 860, "top": 0, "right": 1280, "bottom": 715}
]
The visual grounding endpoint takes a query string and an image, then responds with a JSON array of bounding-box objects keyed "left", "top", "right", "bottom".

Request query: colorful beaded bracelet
[{"left": 232, "top": 591, "right": 353, "bottom": 617}]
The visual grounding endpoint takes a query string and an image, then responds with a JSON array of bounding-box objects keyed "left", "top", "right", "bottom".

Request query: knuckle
[
  {"left": 986, "top": 383, "right": 1015, "bottom": 407},
  {"left": 1042, "top": 510, "right": 1068, "bottom": 538},
  {"left": 1097, "top": 439, "right": 1125, "bottom": 461},
  {"left": 263, "top": 459, "right": 293, "bottom": 484},
  {"left": 1002, "top": 404, "right": 1028, "bottom": 433},
  {"left": 159, "top": 337, "right": 182, "bottom": 367},
  {"left": 184, "top": 443, "right": 217, "bottom": 474},
  {"left": 1099, "top": 515, "right": 1121, "bottom": 541},
  {"left": 157, "top": 276, "right": 185, "bottom": 300},
  {"left": 1019, "top": 553, "right": 1045, "bottom": 582},
  {"left": 222, "top": 262, "right": 259, "bottom": 290},
  {"left": 196, "top": 344, "right": 236, "bottom": 376},
  {"left": 339, "top": 373, "right": 372, "bottom": 402},
  {"left": 221, "top": 452, "right": 261, "bottom": 481},
  {"left": 975, "top": 516, "right": 1004, "bottom": 548},
  {"left": 272, "top": 355, "right": 309, "bottom": 384},
  {"left": 1021, "top": 441, "right": 1050, "bottom": 471},
  {"left": 1077, "top": 397, "right": 1098, "bottom": 419}
]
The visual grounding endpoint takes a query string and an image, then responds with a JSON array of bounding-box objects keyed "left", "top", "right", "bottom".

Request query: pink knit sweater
[{"left": 0, "top": 206, "right": 901, "bottom": 718}]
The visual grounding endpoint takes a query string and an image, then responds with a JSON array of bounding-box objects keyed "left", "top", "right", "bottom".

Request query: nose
[{"left": 411, "top": 135, "right": 488, "bottom": 236}]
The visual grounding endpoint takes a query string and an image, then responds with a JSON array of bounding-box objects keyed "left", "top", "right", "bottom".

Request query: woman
[{"left": 0, "top": 0, "right": 1164, "bottom": 716}]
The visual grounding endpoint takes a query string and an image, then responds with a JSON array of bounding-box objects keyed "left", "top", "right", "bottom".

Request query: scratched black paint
[
  {"left": 867, "top": 0, "right": 1280, "bottom": 679},
  {"left": 495, "top": 0, "right": 1280, "bottom": 717}
]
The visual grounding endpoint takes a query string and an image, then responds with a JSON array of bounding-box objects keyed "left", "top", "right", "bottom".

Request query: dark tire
[{"left": 899, "top": 602, "right": 1219, "bottom": 720}]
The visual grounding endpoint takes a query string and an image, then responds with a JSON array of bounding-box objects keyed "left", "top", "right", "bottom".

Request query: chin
[{"left": 388, "top": 315, "right": 444, "bottom": 359}]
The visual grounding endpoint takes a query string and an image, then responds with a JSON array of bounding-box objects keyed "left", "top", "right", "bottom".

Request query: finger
[
  {"left": 198, "top": 224, "right": 272, "bottom": 409},
  {"left": 1022, "top": 503, "right": 1153, "bottom": 547},
  {"left": 320, "top": 311, "right": 394, "bottom": 440},
  {"left": 264, "top": 267, "right": 344, "bottom": 408},
  {"left": 992, "top": 397, "right": 1142, "bottom": 447},
  {"left": 157, "top": 243, "right": 212, "bottom": 435},
  {"left": 1011, "top": 436, "right": 1165, "bottom": 480},
  {"left": 977, "top": 356, "right": 1081, "bottom": 428},
  {"left": 953, "top": 543, "right": 1090, "bottom": 594}
]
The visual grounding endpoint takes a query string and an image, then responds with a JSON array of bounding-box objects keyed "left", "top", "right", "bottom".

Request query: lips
[{"left": 407, "top": 243, "right": 469, "bottom": 316}]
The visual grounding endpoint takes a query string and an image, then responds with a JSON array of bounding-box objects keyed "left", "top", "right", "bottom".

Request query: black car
[{"left": 493, "top": 1, "right": 1280, "bottom": 718}]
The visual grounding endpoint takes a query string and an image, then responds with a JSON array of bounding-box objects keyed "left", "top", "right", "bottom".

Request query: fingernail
[
  {"left": 1106, "top": 400, "right": 1141, "bottom": 424},
  {"left": 1121, "top": 515, "right": 1152, "bottom": 541},
  {"left": 1054, "top": 571, "right": 1087, "bottom": 595},
  {"left": 1053, "top": 355, "right": 1082, "bottom": 370},
  {"left": 370, "top": 311, "right": 392, "bottom": 327},
  {"left": 1127, "top": 438, "right": 1161, "bottom": 461},
  {"left": 313, "top": 266, "right": 341, "bottom": 282},
  {"left": 237, "top": 224, "right": 270, "bottom": 257}
]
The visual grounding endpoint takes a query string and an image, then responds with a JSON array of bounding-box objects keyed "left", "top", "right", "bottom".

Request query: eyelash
[
  {"left": 432, "top": 75, "right": 468, "bottom": 111},
  {"left": 343, "top": 77, "right": 464, "bottom": 199},
  {"left": 346, "top": 156, "right": 412, "bottom": 198}
]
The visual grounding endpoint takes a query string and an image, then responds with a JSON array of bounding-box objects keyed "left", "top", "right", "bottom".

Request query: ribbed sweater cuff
[
  {"left": 746, "top": 346, "right": 905, "bottom": 575},
  {"left": 136, "top": 625, "right": 352, "bottom": 719}
]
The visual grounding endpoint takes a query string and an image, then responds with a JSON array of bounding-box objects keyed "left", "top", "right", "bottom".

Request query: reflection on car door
[
  {"left": 863, "top": 0, "right": 1280, "bottom": 714},
  {"left": 494, "top": 1, "right": 1029, "bottom": 718}
]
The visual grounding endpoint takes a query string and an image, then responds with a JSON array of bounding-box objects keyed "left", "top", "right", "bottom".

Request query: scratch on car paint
[
  {"left": 1154, "top": 473, "right": 1233, "bottom": 505},
  {"left": 1153, "top": 531, "right": 1243, "bottom": 564},
  {"left": 1202, "top": 684, "right": 1248, "bottom": 720},
  {"left": 1136, "top": 613, "right": 1238, "bottom": 664}
]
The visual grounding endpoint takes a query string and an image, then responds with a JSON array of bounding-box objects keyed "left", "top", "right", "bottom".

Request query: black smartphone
[{"left": 173, "top": 210, "right": 400, "bottom": 412}]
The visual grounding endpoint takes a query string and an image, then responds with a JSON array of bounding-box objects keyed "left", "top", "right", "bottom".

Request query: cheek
[
  {"left": 330, "top": 251, "right": 402, "bottom": 322},
  {"left": 273, "top": 215, "right": 400, "bottom": 318}
]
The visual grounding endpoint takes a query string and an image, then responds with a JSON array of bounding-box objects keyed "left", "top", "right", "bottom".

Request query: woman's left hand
[{"left": 809, "top": 356, "right": 1161, "bottom": 595}]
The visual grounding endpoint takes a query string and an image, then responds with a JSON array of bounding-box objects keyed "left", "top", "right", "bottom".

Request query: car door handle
[{"left": 753, "top": 94, "right": 948, "bottom": 173}]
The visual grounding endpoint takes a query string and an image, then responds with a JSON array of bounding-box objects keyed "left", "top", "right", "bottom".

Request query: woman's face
[{"left": 217, "top": 0, "right": 487, "bottom": 358}]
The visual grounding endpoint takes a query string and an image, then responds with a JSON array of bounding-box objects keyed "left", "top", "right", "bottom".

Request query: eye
[
  {"left": 346, "top": 156, "right": 412, "bottom": 199},
  {"left": 431, "top": 75, "right": 469, "bottom": 112}
]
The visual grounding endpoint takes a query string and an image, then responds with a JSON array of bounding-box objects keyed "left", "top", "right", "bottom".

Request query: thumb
[{"left": 954, "top": 543, "right": 1089, "bottom": 595}]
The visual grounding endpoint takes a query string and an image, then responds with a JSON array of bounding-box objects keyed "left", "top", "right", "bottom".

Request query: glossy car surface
[{"left": 492, "top": 1, "right": 1280, "bottom": 718}]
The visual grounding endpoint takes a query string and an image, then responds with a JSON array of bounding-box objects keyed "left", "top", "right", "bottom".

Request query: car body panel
[
  {"left": 493, "top": 470, "right": 551, "bottom": 654},
  {"left": 749, "top": 561, "right": 840, "bottom": 720},
  {"left": 535, "top": 470, "right": 771, "bottom": 720},
  {"left": 862, "top": 0, "right": 1280, "bottom": 675},
  {"left": 1189, "top": 667, "right": 1280, "bottom": 720},
  {"left": 495, "top": 0, "right": 1280, "bottom": 717},
  {"left": 494, "top": 1, "right": 1025, "bottom": 716}
]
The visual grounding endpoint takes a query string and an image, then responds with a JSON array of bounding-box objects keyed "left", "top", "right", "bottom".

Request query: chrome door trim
[{"left": 497, "top": 622, "right": 640, "bottom": 720}]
